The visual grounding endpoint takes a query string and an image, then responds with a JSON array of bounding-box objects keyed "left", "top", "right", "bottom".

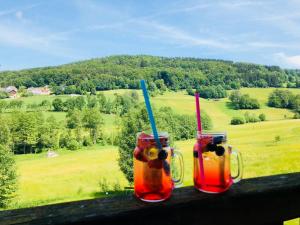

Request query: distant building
[
  {"left": 0, "top": 86, "right": 18, "bottom": 98},
  {"left": 27, "top": 86, "right": 51, "bottom": 95}
]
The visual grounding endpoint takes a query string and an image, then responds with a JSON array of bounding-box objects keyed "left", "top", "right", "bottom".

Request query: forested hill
[{"left": 1, "top": 55, "right": 300, "bottom": 92}]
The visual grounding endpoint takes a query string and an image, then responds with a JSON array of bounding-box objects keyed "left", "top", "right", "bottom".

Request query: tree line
[
  {"left": 0, "top": 110, "right": 103, "bottom": 154},
  {"left": 0, "top": 55, "right": 299, "bottom": 94}
]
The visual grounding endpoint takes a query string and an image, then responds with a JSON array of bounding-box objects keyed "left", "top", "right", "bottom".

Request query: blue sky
[{"left": 1, "top": 0, "right": 300, "bottom": 71}]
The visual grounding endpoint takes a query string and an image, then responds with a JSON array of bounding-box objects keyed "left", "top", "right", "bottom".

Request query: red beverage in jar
[
  {"left": 194, "top": 132, "right": 243, "bottom": 193},
  {"left": 134, "top": 132, "right": 183, "bottom": 202}
]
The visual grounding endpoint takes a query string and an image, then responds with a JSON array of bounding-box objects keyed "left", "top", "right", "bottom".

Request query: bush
[
  {"left": 244, "top": 112, "right": 259, "bottom": 123},
  {"left": 186, "top": 87, "right": 194, "bottom": 96},
  {"left": 195, "top": 85, "right": 227, "bottom": 99},
  {"left": 21, "top": 92, "right": 33, "bottom": 97},
  {"left": 67, "top": 139, "right": 80, "bottom": 150},
  {"left": 0, "top": 91, "right": 9, "bottom": 99},
  {"left": 52, "top": 98, "right": 64, "bottom": 111},
  {"left": 275, "top": 135, "right": 281, "bottom": 142},
  {"left": 98, "top": 178, "right": 122, "bottom": 193},
  {"left": 293, "top": 113, "right": 300, "bottom": 119},
  {"left": 230, "top": 117, "right": 245, "bottom": 125},
  {"left": 83, "top": 136, "right": 93, "bottom": 146},
  {"left": 229, "top": 91, "right": 260, "bottom": 109},
  {"left": 0, "top": 145, "right": 18, "bottom": 208},
  {"left": 259, "top": 113, "right": 266, "bottom": 121},
  {"left": 99, "top": 178, "right": 110, "bottom": 193}
]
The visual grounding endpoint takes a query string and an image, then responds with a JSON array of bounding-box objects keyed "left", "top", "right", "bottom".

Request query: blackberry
[
  {"left": 158, "top": 149, "right": 168, "bottom": 160},
  {"left": 215, "top": 146, "right": 225, "bottom": 156},
  {"left": 206, "top": 143, "right": 217, "bottom": 152}
]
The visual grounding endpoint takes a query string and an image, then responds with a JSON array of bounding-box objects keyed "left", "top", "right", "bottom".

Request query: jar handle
[
  {"left": 171, "top": 148, "right": 184, "bottom": 188},
  {"left": 229, "top": 146, "right": 243, "bottom": 183}
]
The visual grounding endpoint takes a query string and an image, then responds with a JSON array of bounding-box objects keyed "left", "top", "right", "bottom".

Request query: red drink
[
  {"left": 194, "top": 132, "right": 243, "bottom": 193},
  {"left": 134, "top": 132, "right": 183, "bottom": 202}
]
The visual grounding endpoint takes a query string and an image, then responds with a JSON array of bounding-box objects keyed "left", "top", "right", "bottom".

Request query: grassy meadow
[{"left": 5, "top": 88, "right": 300, "bottom": 221}]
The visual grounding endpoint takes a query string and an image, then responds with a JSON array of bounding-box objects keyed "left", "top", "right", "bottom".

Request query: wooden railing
[{"left": 1, "top": 173, "right": 299, "bottom": 225}]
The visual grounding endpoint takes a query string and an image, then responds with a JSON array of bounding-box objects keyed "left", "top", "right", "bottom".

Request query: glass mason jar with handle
[
  {"left": 134, "top": 132, "right": 184, "bottom": 202},
  {"left": 193, "top": 132, "right": 243, "bottom": 193}
]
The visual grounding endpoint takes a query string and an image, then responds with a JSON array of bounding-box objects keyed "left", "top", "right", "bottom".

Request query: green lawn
[
  {"left": 6, "top": 88, "right": 300, "bottom": 216},
  {"left": 13, "top": 145, "right": 127, "bottom": 208}
]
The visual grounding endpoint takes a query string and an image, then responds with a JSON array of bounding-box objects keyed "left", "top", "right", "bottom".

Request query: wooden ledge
[{"left": 1, "top": 173, "right": 300, "bottom": 225}]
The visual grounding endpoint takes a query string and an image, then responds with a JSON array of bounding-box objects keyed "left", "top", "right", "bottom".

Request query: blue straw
[{"left": 140, "top": 80, "right": 162, "bottom": 150}]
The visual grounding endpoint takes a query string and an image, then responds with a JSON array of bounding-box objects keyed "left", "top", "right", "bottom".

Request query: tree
[
  {"left": 230, "top": 117, "right": 245, "bottom": 125},
  {"left": 39, "top": 100, "right": 52, "bottom": 111},
  {"left": 259, "top": 113, "right": 266, "bottom": 121},
  {"left": 11, "top": 112, "right": 40, "bottom": 154},
  {"left": 52, "top": 98, "right": 64, "bottom": 111},
  {"left": 195, "top": 85, "right": 227, "bottom": 99},
  {"left": 268, "top": 89, "right": 293, "bottom": 108},
  {"left": 64, "top": 85, "right": 77, "bottom": 94},
  {"left": 117, "top": 106, "right": 150, "bottom": 184},
  {"left": 0, "top": 117, "right": 11, "bottom": 146},
  {"left": 186, "top": 87, "right": 194, "bottom": 96},
  {"left": 0, "top": 145, "right": 17, "bottom": 208},
  {"left": 154, "top": 79, "right": 167, "bottom": 93},
  {"left": 82, "top": 108, "right": 104, "bottom": 144},
  {"left": 229, "top": 91, "right": 260, "bottom": 109},
  {"left": 38, "top": 116, "right": 60, "bottom": 151},
  {"left": 66, "top": 110, "right": 83, "bottom": 143}
]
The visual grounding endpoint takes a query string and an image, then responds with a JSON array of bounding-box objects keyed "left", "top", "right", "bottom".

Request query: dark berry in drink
[
  {"left": 158, "top": 149, "right": 168, "bottom": 160},
  {"left": 215, "top": 146, "right": 225, "bottom": 156},
  {"left": 133, "top": 147, "right": 148, "bottom": 162},
  {"left": 206, "top": 143, "right": 217, "bottom": 152}
]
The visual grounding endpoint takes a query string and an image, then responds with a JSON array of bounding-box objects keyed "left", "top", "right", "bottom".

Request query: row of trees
[
  {"left": 230, "top": 112, "right": 266, "bottom": 125},
  {"left": 0, "top": 55, "right": 299, "bottom": 93},
  {"left": 117, "top": 105, "right": 212, "bottom": 183},
  {"left": 0, "top": 109, "right": 104, "bottom": 154},
  {"left": 229, "top": 91, "right": 260, "bottom": 109},
  {"left": 268, "top": 89, "right": 300, "bottom": 113},
  {"left": 52, "top": 92, "right": 139, "bottom": 115},
  {"left": 186, "top": 85, "right": 227, "bottom": 99}
]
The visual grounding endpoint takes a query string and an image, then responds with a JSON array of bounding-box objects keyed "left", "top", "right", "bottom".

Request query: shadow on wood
[{"left": 0, "top": 173, "right": 299, "bottom": 225}]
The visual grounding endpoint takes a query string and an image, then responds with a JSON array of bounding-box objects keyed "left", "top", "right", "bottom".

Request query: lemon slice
[{"left": 144, "top": 147, "right": 159, "bottom": 160}]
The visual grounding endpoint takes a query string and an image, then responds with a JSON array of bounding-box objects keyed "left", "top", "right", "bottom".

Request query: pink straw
[
  {"left": 195, "top": 93, "right": 205, "bottom": 184},
  {"left": 195, "top": 93, "right": 202, "bottom": 132}
]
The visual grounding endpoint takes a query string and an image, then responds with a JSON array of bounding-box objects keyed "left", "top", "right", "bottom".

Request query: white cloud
[
  {"left": 0, "top": 23, "right": 74, "bottom": 58},
  {"left": 137, "top": 20, "right": 236, "bottom": 49},
  {"left": 248, "top": 41, "right": 300, "bottom": 49},
  {"left": 274, "top": 53, "right": 300, "bottom": 68},
  {"left": 0, "top": 3, "right": 41, "bottom": 17}
]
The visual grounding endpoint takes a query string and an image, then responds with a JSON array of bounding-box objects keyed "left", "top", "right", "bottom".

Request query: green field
[{"left": 6, "top": 88, "right": 300, "bottom": 217}]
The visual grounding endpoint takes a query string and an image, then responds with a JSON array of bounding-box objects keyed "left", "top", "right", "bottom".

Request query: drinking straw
[
  {"left": 195, "top": 93, "right": 202, "bottom": 132},
  {"left": 140, "top": 80, "right": 162, "bottom": 150},
  {"left": 195, "top": 92, "right": 205, "bottom": 183}
]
